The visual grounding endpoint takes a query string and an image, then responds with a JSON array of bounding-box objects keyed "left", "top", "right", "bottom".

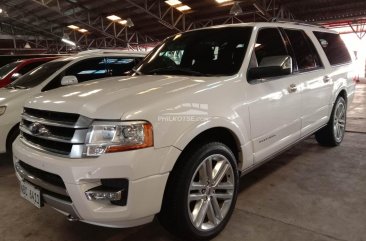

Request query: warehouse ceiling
[{"left": 0, "top": 0, "right": 366, "bottom": 53}]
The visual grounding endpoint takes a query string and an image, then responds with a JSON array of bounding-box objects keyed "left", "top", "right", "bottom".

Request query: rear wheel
[
  {"left": 159, "top": 142, "right": 239, "bottom": 240},
  {"left": 315, "top": 96, "right": 346, "bottom": 146}
]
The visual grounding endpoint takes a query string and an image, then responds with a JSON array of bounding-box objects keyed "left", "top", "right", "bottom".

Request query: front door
[{"left": 245, "top": 27, "right": 302, "bottom": 164}]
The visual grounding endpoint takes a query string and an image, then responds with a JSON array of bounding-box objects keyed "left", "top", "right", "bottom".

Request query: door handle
[
  {"left": 288, "top": 84, "right": 297, "bottom": 93},
  {"left": 323, "top": 76, "right": 331, "bottom": 83}
]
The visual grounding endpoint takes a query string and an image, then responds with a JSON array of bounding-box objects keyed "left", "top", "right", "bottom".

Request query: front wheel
[
  {"left": 159, "top": 142, "right": 239, "bottom": 240},
  {"left": 315, "top": 96, "right": 347, "bottom": 146}
]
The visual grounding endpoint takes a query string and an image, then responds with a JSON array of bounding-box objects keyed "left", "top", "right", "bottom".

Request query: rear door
[
  {"left": 246, "top": 28, "right": 302, "bottom": 163},
  {"left": 282, "top": 29, "right": 331, "bottom": 137}
]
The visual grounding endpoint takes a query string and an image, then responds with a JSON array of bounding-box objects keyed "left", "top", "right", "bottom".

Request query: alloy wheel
[
  {"left": 187, "top": 154, "right": 235, "bottom": 231},
  {"left": 333, "top": 101, "right": 346, "bottom": 142}
]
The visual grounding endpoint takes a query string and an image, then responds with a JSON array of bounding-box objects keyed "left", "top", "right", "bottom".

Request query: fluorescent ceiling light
[
  {"left": 165, "top": 0, "right": 182, "bottom": 6},
  {"left": 216, "top": 0, "right": 232, "bottom": 3},
  {"left": 62, "top": 38, "right": 76, "bottom": 46},
  {"left": 176, "top": 5, "right": 191, "bottom": 12},
  {"left": 119, "top": 20, "right": 127, "bottom": 25},
  {"left": 0, "top": 8, "right": 3, "bottom": 14},
  {"left": 78, "top": 28, "right": 88, "bottom": 33},
  {"left": 107, "top": 15, "right": 121, "bottom": 21},
  {"left": 67, "top": 25, "right": 79, "bottom": 30}
]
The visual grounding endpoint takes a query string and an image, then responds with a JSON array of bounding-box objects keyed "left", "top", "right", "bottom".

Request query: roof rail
[{"left": 271, "top": 18, "right": 326, "bottom": 29}]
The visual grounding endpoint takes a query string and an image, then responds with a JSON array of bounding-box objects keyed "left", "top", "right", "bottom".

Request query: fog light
[{"left": 85, "top": 187, "right": 123, "bottom": 201}]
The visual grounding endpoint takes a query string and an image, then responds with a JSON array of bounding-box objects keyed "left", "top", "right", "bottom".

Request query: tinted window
[
  {"left": 106, "top": 57, "right": 138, "bottom": 76},
  {"left": 136, "top": 27, "right": 253, "bottom": 76},
  {"left": 8, "top": 61, "right": 70, "bottom": 88},
  {"left": 313, "top": 32, "right": 351, "bottom": 66},
  {"left": 65, "top": 58, "right": 107, "bottom": 82},
  {"left": 284, "top": 29, "right": 322, "bottom": 71},
  {"left": 253, "top": 28, "right": 288, "bottom": 67},
  {"left": 0, "top": 62, "right": 19, "bottom": 79},
  {"left": 18, "top": 61, "right": 48, "bottom": 75}
]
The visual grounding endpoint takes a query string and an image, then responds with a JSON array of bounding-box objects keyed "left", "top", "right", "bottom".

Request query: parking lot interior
[
  {"left": 1, "top": 1, "right": 366, "bottom": 240},
  {"left": 0, "top": 83, "right": 365, "bottom": 241}
]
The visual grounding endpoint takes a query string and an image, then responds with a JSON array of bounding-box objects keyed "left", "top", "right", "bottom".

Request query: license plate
[{"left": 20, "top": 181, "right": 42, "bottom": 208}]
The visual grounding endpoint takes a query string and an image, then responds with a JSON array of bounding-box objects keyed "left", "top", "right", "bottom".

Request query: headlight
[
  {"left": 85, "top": 121, "right": 153, "bottom": 157},
  {"left": 0, "top": 106, "right": 6, "bottom": 116}
]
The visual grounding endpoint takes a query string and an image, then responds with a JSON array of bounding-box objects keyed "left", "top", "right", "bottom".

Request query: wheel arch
[
  {"left": 172, "top": 118, "right": 249, "bottom": 170},
  {"left": 6, "top": 123, "right": 20, "bottom": 153},
  {"left": 337, "top": 89, "right": 348, "bottom": 104}
]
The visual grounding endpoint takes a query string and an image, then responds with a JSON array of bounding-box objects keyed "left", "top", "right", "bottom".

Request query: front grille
[
  {"left": 20, "top": 108, "right": 92, "bottom": 158},
  {"left": 24, "top": 108, "right": 79, "bottom": 124},
  {"left": 23, "top": 119, "right": 75, "bottom": 140},
  {"left": 22, "top": 132, "right": 73, "bottom": 155}
]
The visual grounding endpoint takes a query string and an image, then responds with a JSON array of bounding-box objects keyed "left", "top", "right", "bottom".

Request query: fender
[{"left": 171, "top": 116, "right": 253, "bottom": 170}]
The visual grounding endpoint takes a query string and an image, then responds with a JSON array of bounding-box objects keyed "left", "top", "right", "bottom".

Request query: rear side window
[
  {"left": 313, "top": 32, "right": 351, "bottom": 66},
  {"left": 284, "top": 29, "right": 323, "bottom": 71}
]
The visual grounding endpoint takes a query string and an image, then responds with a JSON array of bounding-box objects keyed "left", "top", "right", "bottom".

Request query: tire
[
  {"left": 158, "top": 142, "right": 239, "bottom": 240},
  {"left": 6, "top": 128, "right": 20, "bottom": 156},
  {"left": 315, "top": 96, "right": 347, "bottom": 146}
]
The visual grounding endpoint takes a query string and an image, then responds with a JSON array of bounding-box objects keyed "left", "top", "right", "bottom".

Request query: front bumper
[{"left": 13, "top": 137, "right": 181, "bottom": 228}]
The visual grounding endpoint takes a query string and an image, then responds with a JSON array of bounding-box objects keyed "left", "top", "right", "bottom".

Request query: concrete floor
[{"left": 0, "top": 84, "right": 365, "bottom": 241}]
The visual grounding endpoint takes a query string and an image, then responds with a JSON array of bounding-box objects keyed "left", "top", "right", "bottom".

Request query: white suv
[
  {"left": 13, "top": 22, "right": 355, "bottom": 240},
  {"left": 0, "top": 50, "right": 146, "bottom": 155}
]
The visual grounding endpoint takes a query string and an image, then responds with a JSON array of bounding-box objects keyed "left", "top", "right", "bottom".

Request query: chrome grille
[{"left": 20, "top": 108, "right": 92, "bottom": 158}]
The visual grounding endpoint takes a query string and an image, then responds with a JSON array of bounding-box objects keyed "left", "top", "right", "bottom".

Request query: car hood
[
  {"left": 25, "top": 75, "right": 216, "bottom": 119},
  {"left": 0, "top": 87, "right": 33, "bottom": 106}
]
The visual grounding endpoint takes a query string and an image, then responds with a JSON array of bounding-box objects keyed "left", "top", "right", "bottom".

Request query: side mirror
[
  {"left": 61, "top": 75, "right": 78, "bottom": 86},
  {"left": 11, "top": 73, "right": 22, "bottom": 81},
  {"left": 248, "top": 55, "right": 293, "bottom": 80}
]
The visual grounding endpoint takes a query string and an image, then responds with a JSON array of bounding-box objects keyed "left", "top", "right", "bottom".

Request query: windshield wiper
[{"left": 145, "top": 66, "right": 210, "bottom": 76}]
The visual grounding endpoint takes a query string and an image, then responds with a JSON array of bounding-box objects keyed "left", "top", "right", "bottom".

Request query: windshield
[
  {"left": 135, "top": 27, "right": 253, "bottom": 76},
  {"left": 8, "top": 60, "right": 70, "bottom": 88},
  {"left": 0, "top": 62, "right": 20, "bottom": 79}
]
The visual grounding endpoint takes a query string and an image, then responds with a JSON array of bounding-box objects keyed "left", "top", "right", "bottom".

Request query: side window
[
  {"left": 248, "top": 28, "right": 290, "bottom": 82},
  {"left": 18, "top": 61, "right": 46, "bottom": 75},
  {"left": 284, "top": 29, "right": 323, "bottom": 71},
  {"left": 106, "top": 57, "right": 138, "bottom": 76},
  {"left": 313, "top": 32, "right": 351, "bottom": 66},
  {"left": 253, "top": 28, "right": 288, "bottom": 67},
  {"left": 65, "top": 58, "right": 108, "bottom": 83},
  {"left": 159, "top": 50, "right": 185, "bottom": 65}
]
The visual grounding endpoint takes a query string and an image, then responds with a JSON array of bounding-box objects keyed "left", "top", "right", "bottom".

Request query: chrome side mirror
[{"left": 61, "top": 75, "right": 78, "bottom": 86}]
